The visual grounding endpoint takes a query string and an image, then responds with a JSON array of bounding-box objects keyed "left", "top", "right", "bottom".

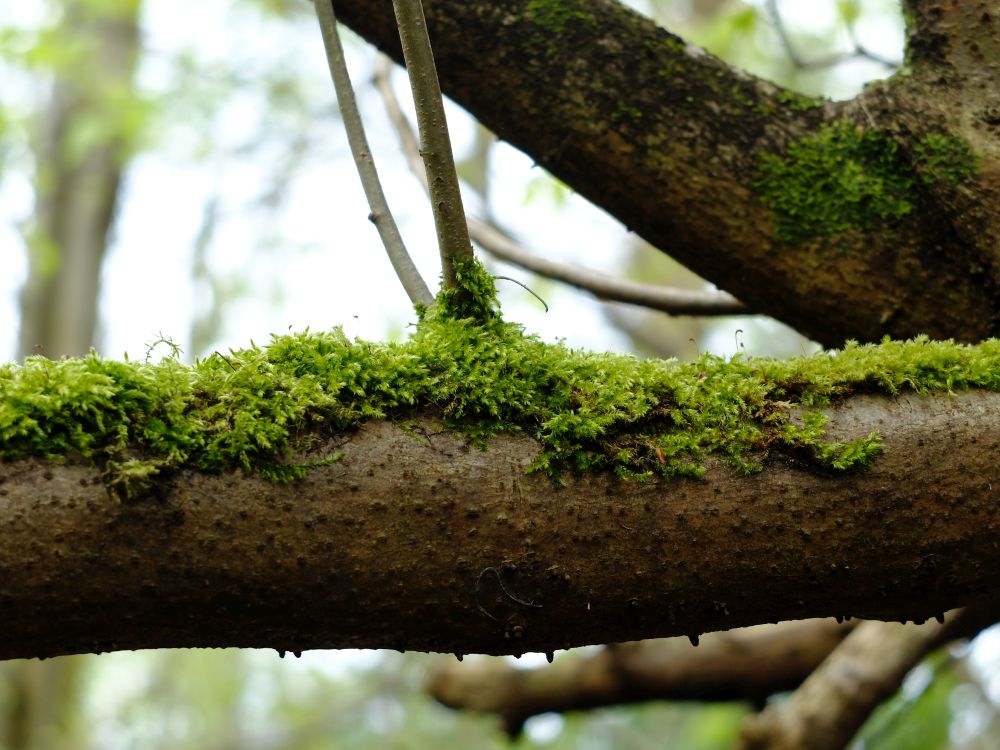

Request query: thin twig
[
  {"left": 313, "top": 0, "right": 433, "bottom": 307},
  {"left": 390, "top": 0, "right": 474, "bottom": 289},
  {"left": 765, "top": 0, "right": 900, "bottom": 71},
  {"left": 373, "top": 56, "right": 747, "bottom": 318}
]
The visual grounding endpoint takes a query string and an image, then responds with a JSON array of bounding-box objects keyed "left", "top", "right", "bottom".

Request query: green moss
[
  {"left": 524, "top": 0, "right": 598, "bottom": 57},
  {"left": 754, "top": 123, "right": 981, "bottom": 245},
  {"left": 913, "top": 133, "right": 981, "bottom": 186},
  {"left": 777, "top": 90, "right": 824, "bottom": 112},
  {"left": 5, "top": 261, "right": 1000, "bottom": 498},
  {"left": 525, "top": 0, "right": 595, "bottom": 34},
  {"left": 430, "top": 256, "right": 501, "bottom": 323},
  {"left": 754, "top": 120, "right": 916, "bottom": 244}
]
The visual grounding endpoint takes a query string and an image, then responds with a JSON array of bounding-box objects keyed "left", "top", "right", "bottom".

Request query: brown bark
[
  {"left": 324, "top": 0, "right": 1000, "bottom": 345},
  {"left": 427, "top": 619, "right": 857, "bottom": 736},
  {"left": 2, "top": 390, "right": 1000, "bottom": 661}
]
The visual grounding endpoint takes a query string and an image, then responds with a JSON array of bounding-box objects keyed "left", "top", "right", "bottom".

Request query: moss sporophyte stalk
[{"left": 3, "top": 262, "right": 1000, "bottom": 500}]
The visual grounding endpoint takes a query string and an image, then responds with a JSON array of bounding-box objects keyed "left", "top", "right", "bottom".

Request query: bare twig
[
  {"left": 765, "top": 0, "right": 901, "bottom": 71},
  {"left": 314, "top": 0, "right": 433, "bottom": 307},
  {"left": 464, "top": 219, "right": 747, "bottom": 316},
  {"left": 373, "top": 56, "right": 747, "bottom": 317},
  {"left": 390, "top": 0, "right": 473, "bottom": 289}
]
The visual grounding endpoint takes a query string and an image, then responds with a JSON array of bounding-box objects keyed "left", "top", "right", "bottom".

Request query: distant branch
[
  {"left": 314, "top": 0, "right": 433, "bottom": 307},
  {"left": 765, "top": 0, "right": 900, "bottom": 71},
  {"left": 428, "top": 619, "right": 856, "bottom": 737},
  {"left": 373, "top": 56, "right": 747, "bottom": 317},
  {"left": 390, "top": 0, "right": 473, "bottom": 289},
  {"left": 736, "top": 602, "right": 1000, "bottom": 750}
]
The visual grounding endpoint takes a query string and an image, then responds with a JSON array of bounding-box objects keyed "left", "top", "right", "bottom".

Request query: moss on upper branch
[
  {"left": 3, "top": 264, "right": 1000, "bottom": 498},
  {"left": 754, "top": 121, "right": 980, "bottom": 245}
]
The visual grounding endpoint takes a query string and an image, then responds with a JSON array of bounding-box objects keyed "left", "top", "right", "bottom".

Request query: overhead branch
[
  {"left": 329, "top": 0, "right": 1000, "bottom": 345},
  {"left": 314, "top": 0, "right": 433, "bottom": 306},
  {"left": 3, "top": 390, "right": 1000, "bottom": 661},
  {"left": 372, "top": 56, "right": 747, "bottom": 317}
]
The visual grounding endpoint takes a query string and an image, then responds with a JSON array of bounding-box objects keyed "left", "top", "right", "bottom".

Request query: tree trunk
[{"left": 17, "top": 0, "right": 140, "bottom": 359}]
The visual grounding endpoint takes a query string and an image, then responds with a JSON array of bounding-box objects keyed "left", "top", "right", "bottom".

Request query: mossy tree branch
[
  {"left": 3, "top": 390, "right": 1000, "bottom": 661},
  {"left": 389, "top": 0, "right": 474, "bottom": 289},
  {"left": 314, "top": 0, "right": 433, "bottom": 307}
]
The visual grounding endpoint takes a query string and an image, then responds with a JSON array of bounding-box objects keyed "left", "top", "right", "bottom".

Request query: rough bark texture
[
  {"left": 327, "top": 0, "right": 1000, "bottom": 345},
  {"left": 3, "top": 390, "right": 1000, "bottom": 661}
]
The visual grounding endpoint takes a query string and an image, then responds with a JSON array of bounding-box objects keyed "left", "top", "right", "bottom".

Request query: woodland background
[{"left": 2, "top": 0, "right": 999, "bottom": 748}]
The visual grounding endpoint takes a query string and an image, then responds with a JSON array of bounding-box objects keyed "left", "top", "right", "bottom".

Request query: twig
[
  {"left": 765, "top": 0, "right": 900, "bottom": 71},
  {"left": 313, "top": 0, "right": 433, "bottom": 307},
  {"left": 390, "top": 0, "right": 474, "bottom": 289},
  {"left": 465, "top": 218, "right": 747, "bottom": 316},
  {"left": 373, "top": 56, "right": 747, "bottom": 317}
]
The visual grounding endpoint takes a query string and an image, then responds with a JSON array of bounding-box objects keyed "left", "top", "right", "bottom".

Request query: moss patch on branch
[
  {"left": 754, "top": 121, "right": 980, "bottom": 244},
  {"left": 3, "top": 262, "right": 1000, "bottom": 499}
]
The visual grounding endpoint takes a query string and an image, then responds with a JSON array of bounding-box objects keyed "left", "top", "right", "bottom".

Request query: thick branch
[
  {"left": 3, "top": 391, "right": 1000, "bottom": 661},
  {"left": 428, "top": 619, "right": 856, "bottom": 735},
  {"left": 327, "top": 0, "right": 1000, "bottom": 345}
]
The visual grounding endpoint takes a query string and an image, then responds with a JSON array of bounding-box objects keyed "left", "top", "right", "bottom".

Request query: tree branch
[
  {"left": 389, "top": 0, "right": 473, "bottom": 289},
  {"left": 328, "top": 0, "right": 1000, "bottom": 345},
  {"left": 3, "top": 391, "right": 1000, "bottom": 661},
  {"left": 427, "top": 619, "right": 856, "bottom": 736},
  {"left": 735, "top": 602, "right": 1000, "bottom": 750},
  {"left": 314, "top": 0, "right": 433, "bottom": 306},
  {"left": 372, "top": 55, "right": 747, "bottom": 317}
]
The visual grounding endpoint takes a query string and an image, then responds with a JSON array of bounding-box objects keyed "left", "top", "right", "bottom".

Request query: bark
[
  {"left": 3, "top": 390, "right": 1000, "bottom": 661},
  {"left": 322, "top": 0, "right": 1000, "bottom": 346}
]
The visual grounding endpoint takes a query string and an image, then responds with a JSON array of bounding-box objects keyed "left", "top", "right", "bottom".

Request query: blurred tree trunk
[
  {"left": 7, "top": 2, "right": 141, "bottom": 747},
  {"left": 0, "top": 658, "right": 87, "bottom": 750},
  {"left": 17, "top": 0, "right": 141, "bottom": 359}
]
